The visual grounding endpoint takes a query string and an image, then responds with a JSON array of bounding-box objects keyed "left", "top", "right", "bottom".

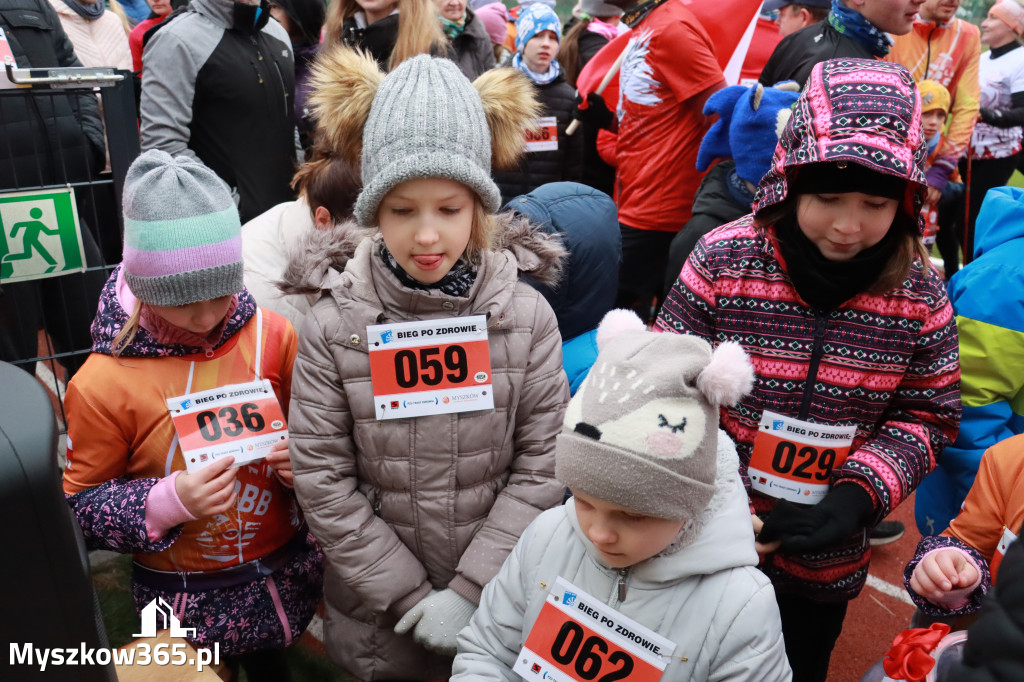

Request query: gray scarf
[{"left": 60, "top": 0, "right": 105, "bottom": 21}]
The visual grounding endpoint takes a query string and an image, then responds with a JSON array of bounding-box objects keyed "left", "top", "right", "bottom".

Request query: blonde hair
[
  {"left": 467, "top": 198, "right": 498, "bottom": 261},
  {"left": 323, "top": 0, "right": 447, "bottom": 71},
  {"left": 111, "top": 302, "right": 143, "bottom": 357}
]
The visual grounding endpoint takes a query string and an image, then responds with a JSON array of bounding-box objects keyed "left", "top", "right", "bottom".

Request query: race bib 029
[
  {"left": 748, "top": 411, "right": 857, "bottom": 504},
  {"left": 513, "top": 577, "right": 676, "bottom": 682},
  {"left": 367, "top": 315, "right": 494, "bottom": 420}
]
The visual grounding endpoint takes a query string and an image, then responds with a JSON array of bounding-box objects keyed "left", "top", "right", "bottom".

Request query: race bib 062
[{"left": 513, "top": 577, "right": 676, "bottom": 682}]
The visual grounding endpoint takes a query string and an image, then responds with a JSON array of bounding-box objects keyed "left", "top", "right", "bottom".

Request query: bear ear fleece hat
[
  {"left": 696, "top": 81, "right": 801, "bottom": 186},
  {"left": 309, "top": 48, "right": 541, "bottom": 227},
  {"left": 121, "top": 149, "right": 243, "bottom": 307},
  {"left": 556, "top": 310, "right": 755, "bottom": 521}
]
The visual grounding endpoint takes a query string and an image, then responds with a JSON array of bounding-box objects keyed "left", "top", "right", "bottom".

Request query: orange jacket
[
  {"left": 889, "top": 18, "right": 981, "bottom": 167},
  {"left": 64, "top": 309, "right": 299, "bottom": 572},
  {"left": 943, "top": 433, "right": 1024, "bottom": 582}
]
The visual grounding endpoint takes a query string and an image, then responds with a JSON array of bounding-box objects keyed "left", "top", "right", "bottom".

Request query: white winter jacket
[
  {"left": 241, "top": 198, "right": 317, "bottom": 329},
  {"left": 47, "top": 0, "right": 131, "bottom": 70},
  {"left": 241, "top": 199, "right": 363, "bottom": 330},
  {"left": 452, "top": 435, "right": 792, "bottom": 682}
]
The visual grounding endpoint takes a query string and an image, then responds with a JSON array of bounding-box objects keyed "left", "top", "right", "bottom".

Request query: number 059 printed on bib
[{"left": 367, "top": 315, "right": 494, "bottom": 420}]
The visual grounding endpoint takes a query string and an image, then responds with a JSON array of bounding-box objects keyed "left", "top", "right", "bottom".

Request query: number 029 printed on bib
[
  {"left": 513, "top": 577, "right": 676, "bottom": 682},
  {"left": 367, "top": 315, "right": 494, "bottom": 420},
  {"left": 748, "top": 411, "right": 856, "bottom": 504}
]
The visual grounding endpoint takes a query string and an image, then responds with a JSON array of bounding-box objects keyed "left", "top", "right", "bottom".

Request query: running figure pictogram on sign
[{"left": 0, "top": 187, "right": 86, "bottom": 282}]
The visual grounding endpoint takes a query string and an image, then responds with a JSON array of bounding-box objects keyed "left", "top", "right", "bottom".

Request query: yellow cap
[{"left": 918, "top": 80, "right": 951, "bottom": 115}]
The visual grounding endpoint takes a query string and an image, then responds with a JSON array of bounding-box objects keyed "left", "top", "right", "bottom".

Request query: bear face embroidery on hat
[{"left": 555, "top": 309, "right": 754, "bottom": 522}]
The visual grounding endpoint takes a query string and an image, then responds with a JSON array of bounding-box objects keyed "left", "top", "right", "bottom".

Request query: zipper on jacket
[
  {"left": 608, "top": 568, "right": 629, "bottom": 606},
  {"left": 798, "top": 312, "right": 828, "bottom": 421},
  {"left": 369, "top": 488, "right": 382, "bottom": 517},
  {"left": 271, "top": 58, "right": 290, "bottom": 118}
]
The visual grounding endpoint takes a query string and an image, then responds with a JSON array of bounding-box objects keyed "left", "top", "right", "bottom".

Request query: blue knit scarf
[
  {"left": 827, "top": 0, "right": 892, "bottom": 58},
  {"left": 513, "top": 53, "right": 561, "bottom": 85}
]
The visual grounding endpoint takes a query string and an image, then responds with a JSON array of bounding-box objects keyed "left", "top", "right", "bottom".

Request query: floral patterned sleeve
[{"left": 66, "top": 477, "right": 182, "bottom": 554}]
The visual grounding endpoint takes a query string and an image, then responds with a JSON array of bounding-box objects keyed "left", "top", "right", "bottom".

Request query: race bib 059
[{"left": 367, "top": 315, "right": 494, "bottom": 420}]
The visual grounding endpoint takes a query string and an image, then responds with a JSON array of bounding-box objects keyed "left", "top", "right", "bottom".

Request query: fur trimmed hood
[{"left": 278, "top": 211, "right": 566, "bottom": 298}]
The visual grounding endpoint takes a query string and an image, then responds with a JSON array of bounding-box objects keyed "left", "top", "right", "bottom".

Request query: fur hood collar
[{"left": 278, "top": 211, "right": 566, "bottom": 298}]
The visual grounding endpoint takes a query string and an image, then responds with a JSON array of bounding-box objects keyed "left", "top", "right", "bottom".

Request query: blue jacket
[
  {"left": 916, "top": 186, "right": 1024, "bottom": 535},
  {"left": 504, "top": 182, "right": 620, "bottom": 394}
]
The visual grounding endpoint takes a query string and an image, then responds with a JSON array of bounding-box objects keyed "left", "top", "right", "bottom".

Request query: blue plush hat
[
  {"left": 695, "top": 82, "right": 800, "bottom": 186},
  {"left": 516, "top": 3, "right": 561, "bottom": 53}
]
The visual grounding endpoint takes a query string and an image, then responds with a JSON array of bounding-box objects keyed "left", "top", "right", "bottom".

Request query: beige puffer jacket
[{"left": 285, "top": 215, "right": 570, "bottom": 681}]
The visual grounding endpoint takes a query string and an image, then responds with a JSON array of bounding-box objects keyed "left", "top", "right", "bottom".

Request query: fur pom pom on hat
[
  {"left": 309, "top": 48, "right": 540, "bottom": 227},
  {"left": 556, "top": 310, "right": 754, "bottom": 521}
]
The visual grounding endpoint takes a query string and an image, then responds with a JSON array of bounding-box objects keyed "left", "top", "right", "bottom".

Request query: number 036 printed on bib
[
  {"left": 167, "top": 379, "right": 288, "bottom": 474},
  {"left": 367, "top": 315, "right": 494, "bottom": 420}
]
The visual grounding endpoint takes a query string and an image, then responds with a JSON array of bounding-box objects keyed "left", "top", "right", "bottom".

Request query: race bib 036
[{"left": 167, "top": 379, "right": 287, "bottom": 473}]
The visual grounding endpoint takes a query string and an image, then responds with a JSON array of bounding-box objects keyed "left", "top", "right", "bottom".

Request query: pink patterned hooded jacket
[{"left": 658, "top": 59, "right": 961, "bottom": 602}]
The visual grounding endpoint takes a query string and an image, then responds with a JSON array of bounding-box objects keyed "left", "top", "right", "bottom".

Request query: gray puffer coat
[{"left": 284, "top": 215, "right": 570, "bottom": 680}]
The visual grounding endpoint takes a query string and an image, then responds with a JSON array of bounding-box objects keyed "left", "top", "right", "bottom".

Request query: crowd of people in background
[{"left": 5, "top": 0, "right": 1024, "bottom": 680}]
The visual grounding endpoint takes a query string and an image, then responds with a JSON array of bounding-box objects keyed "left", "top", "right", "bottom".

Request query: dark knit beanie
[{"left": 790, "top": 161, "right": 907, "bottom": 201}]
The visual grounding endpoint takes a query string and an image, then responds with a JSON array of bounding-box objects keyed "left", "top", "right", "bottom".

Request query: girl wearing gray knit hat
[
  {"left": 63, "top": 150, "right": 324, "bottom": 678},
  {"left": 284, "top": 48, "right": 572, "bottom": 679}
]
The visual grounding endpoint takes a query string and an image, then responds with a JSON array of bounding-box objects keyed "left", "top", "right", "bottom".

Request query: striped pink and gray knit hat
[{"left": 121, "top": 150, "right": 243, "bottom": 306}]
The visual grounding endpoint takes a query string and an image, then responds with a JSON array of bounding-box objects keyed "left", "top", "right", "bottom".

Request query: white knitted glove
[{"left": 393, "top": 588, "right": 476, "bottom": 656}]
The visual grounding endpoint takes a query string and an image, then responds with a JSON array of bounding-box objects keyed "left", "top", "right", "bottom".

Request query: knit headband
[{"left": 992, "top": 0, "right": 1024, "bottom": 36}]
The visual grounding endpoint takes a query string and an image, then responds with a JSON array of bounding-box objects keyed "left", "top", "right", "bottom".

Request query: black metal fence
[{"left": 0, "top": 64, "right": 140, "bottom": 431}]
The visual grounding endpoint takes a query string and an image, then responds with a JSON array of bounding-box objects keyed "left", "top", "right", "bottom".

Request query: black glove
[
  {"left": 979, "top": 107, "right": 1003, "bottom": 125},
  {"left": 757, "top": 484, "right": 875, "bottom": 554},
  {"left": 573, "top": 92, "right": 614, "bottom": 130}
]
